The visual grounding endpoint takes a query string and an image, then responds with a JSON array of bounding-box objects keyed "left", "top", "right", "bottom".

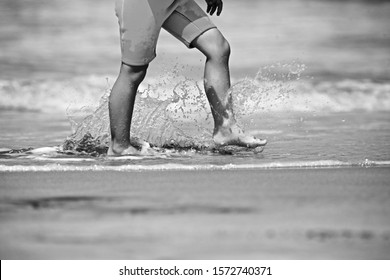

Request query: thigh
[
  {"left": 162, "top": 0, "right": 217, "bottom": 48},
  {"left": 115, "top": 0, "right": 177, "bottom": 65}
]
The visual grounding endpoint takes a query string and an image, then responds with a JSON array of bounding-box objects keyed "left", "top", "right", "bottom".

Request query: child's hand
[{"left": 205, "top": 0, "right": 223, "bottom": 16}]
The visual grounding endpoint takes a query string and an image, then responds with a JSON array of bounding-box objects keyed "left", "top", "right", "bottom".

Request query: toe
[
  {"left": 245, "top": 137, "right": 267, "bottom": 148},
  {"left": 256, "top": 138, "right": 267, "bottom": 146}
]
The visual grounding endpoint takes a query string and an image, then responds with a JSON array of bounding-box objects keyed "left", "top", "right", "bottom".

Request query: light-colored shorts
[{"left": 115, "top": 0, "right": 217, "bottom": 65}]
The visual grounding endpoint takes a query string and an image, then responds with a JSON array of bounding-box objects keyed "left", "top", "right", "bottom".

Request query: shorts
[{"left": 115, "top": 0, "right": 217, "bottom": 65}]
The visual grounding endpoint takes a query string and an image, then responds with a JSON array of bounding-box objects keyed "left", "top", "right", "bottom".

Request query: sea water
[
  {"left": 0, "top": 0, "right": 389, "bottom": 171},
  {"left": 1, "top": 69, "right": 389, "bottom": 171}
]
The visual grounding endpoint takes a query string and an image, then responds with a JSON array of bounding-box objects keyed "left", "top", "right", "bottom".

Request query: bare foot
[
  {"left": 108, "top": 138, "right": 156, "bottom": 156},
  {"left": 213, "top": 121, "right": 267, "bottom": 148},
  {"left": 107, "top": 143, "right": 139, "bottom": 156}
]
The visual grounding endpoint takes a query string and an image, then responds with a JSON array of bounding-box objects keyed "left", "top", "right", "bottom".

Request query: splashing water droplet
[{"left": 63, "top": 63, "right": 303, "bottom": 155}]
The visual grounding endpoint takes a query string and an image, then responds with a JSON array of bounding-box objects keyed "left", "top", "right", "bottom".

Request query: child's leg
[
  {"left": 192, "top": 29, "right": 267, "bottom": 147},
  {"left": 191, "top": 28, "right": 231, "bottom": 129},
  {"left": 109, "top": 0, "right": 183, "bottom": 155},
  {"left": 108, "top": 63, "right": 148, "bottom": 155}
]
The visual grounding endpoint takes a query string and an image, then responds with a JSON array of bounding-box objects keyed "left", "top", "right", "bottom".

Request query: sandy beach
[{"left": 1, "top": 167, "right": 389, "bottom": 259}]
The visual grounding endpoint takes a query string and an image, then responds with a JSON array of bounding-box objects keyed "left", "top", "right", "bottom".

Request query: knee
[
  {"left": 120, "top": 63, "right": 148, "bottom": 85},
  {"left": 220, "top": 37, "right": 231, "bottom": 58},
  {"left": 204, "top": 35, "right": 231, "bottom": 61}
]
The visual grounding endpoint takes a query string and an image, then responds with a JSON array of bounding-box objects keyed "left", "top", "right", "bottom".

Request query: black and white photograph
[{"left": 0, "top": 0, "right": 389, "bottom": 261}]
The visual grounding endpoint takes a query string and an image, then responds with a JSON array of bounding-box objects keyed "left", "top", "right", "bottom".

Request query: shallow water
[{"left": 1, "top": 108, "right": 389, "bottom": 170}]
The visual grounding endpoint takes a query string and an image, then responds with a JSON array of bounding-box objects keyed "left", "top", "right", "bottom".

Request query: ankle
[{"left": 214, "top": 116, "right": 238, "bottom": 133}]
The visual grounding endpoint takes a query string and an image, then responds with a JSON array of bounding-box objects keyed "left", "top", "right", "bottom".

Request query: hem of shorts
[
  {"left": 187, "top": 26, "right": 217, "bottom": 48},
  {"left": 121, "top": 54, "right": 156, "bottom": 66},
  {"left": 167, "top": 12, "right": 217, "bottom": 49}
]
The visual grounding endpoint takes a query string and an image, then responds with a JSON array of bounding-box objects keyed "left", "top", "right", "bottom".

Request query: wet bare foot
[
  {"left": 108, "top": 138, "right": 155, "bottom": 156},
  {"left": 213, "top": 122, "right": 267, "bottom": 148},
  {"left": 107, "top": 143, "right": 139, "bottom": 156}
]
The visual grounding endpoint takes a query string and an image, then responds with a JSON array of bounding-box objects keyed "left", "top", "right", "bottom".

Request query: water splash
[
  {"left": 229, "top": 62, "right": 305, "bottom": 127},
  {"left": 62, "top": 63, "right": 305, "bottom": 155},
  {"left": 64, "top": 77, "right": 214, "bottom": 155}
]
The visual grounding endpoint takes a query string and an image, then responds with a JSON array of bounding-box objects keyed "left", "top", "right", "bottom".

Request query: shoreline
[{"left": 1, "top": 161, "right": 390, "bottom": 172}]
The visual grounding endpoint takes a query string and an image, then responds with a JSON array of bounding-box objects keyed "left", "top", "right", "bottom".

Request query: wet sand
[{"left": 0, "top": 167, "right": 389, "bottom": 259}]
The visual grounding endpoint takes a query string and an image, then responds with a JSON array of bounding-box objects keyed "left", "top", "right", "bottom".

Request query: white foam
[
  {"left": 28, "top": 147, "right": 59, "bottom": 154},
  {"left": 1, "top": 76, "right": 390, "bottom": 114},
  {"left": 1, "top": 160, "right": 389, "bottom": 172},
  {"left": 249, "top": 129, "right": 283, "bottom": 135},
  {"left": 24, "top": 156, "right": 96, "bottom": 162}
]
